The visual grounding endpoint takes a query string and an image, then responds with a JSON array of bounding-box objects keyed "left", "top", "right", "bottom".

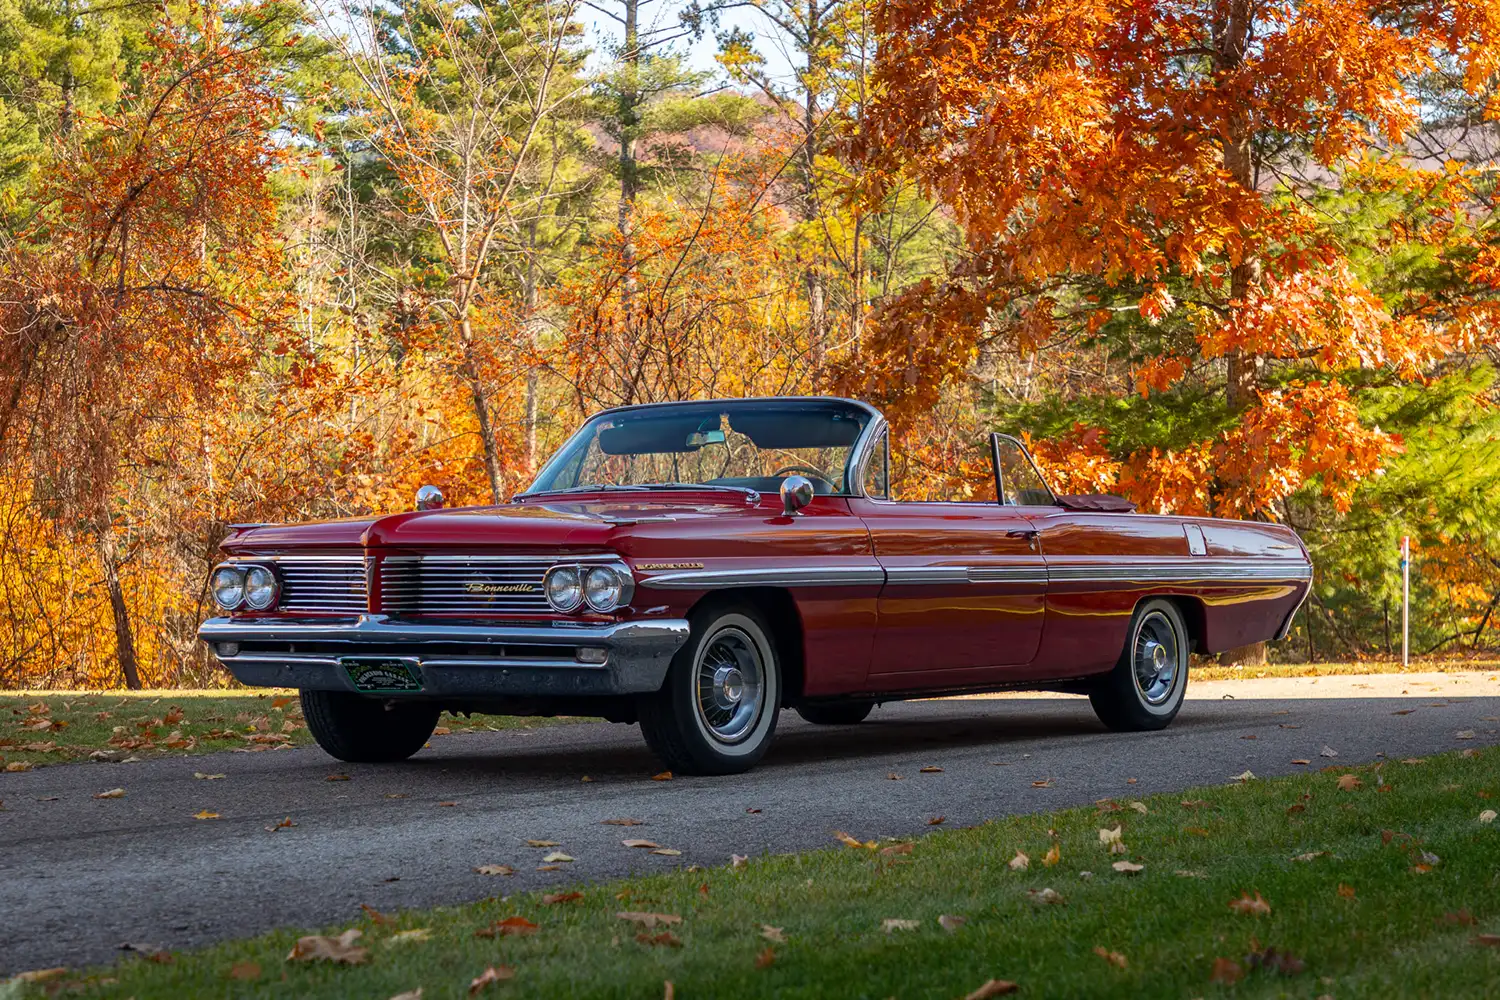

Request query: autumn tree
[{"left": 848, "top": 0, "right": 1500, "bottom": 521}]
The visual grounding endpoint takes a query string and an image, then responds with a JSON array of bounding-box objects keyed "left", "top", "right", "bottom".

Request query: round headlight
[
  {"left": 544, "top": 565, "right": 583, "bottom": 613},
  {"left": 211, "top": 565, "right": 246, "bottom": 610},
  {"left": 243, "top": 565, "right": 279, "bottom": 611},
  {"left": 584, "top": 565, "right": 625, "bottom": 612}
]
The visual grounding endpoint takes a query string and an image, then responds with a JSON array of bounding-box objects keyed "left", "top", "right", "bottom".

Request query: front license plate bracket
[{"left": 342, "top": 657, "right": 423, "bottom": 693}]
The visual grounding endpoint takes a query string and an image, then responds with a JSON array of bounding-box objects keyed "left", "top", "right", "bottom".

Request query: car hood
[{"left": 220, "top": 494, "right": 764, "bottom": 556}]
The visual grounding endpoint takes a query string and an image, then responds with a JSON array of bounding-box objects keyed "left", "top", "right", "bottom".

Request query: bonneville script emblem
[
  {"left": 637, "top": 562, "right": 705, "bottom": 571},
  {"left": 464, "top": 581, "right": 537, "bottom": 595}
]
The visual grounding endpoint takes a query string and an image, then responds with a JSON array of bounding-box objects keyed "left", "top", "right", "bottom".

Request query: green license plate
[{"left": 342, "top": 657, "right": 423, "bottom": 693}]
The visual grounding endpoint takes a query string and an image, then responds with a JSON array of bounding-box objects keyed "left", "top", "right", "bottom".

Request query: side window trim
[{"left": 990, "top": 432, "right": 1058, "bottom": 507}]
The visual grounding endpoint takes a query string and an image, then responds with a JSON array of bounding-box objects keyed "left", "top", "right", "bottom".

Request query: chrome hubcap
[
  {"left": 694, "top": 628, "right": 764, "bottom": 743},
  {"left": 1133, "top": 612, "right": 1180, "bottom": 706}
]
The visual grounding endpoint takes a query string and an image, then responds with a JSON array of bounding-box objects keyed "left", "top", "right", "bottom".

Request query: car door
[{"left": 847, "top": 430, "right": 1050, "bottom": 688}]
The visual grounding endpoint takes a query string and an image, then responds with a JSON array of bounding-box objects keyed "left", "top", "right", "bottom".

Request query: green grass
[
  {"left": 0, "top": 692, "right": 574, "bottom": 770},
  {"left": 14, "top": 751, "right": 1500, "bottom": 998},
  {"left": 1191, "top": 658, "right": 1500, "bottom": 682}
]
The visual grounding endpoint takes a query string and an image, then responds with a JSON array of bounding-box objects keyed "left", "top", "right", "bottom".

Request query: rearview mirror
[{"left": 780, "top": 475, "right": 814, "bottom": 516}]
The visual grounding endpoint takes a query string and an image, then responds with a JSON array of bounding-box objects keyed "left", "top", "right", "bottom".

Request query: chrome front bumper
[{"left": 198, "top": 615, "right": 691, "bottom": 697}]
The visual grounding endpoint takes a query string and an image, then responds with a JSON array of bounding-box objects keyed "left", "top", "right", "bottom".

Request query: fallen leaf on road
[
  {"left": 1228, "top": 892, "right": 1271, "bottom": 916},
  {"left": 1232, "top": 770, "right": 1256, "bottom": 782},
  {"left": 616, "top": 912, "right": 681, "bottom": 929},
  {"left": 1337, "top": 775, "right": 1362, "bottom": 791},
  {"left": 1209, "top": 957, "right": 1244, "bottom": 984},
  {"left": 527, "top": 839, "right": 561, "bottom": 847},
  {"left": 1457, "top": 730, "right": 1476, "bottom": 740},
  {"left": 1320, "top": 746, "right": 1339, "bottom": 758},
  {"left": 468, "top": 966, "right": 515, "bottom": 994},
  {"left": 1240, "top": 734, "right": 1257, "bottom": 740},
  {"left": 265, "top": 817, "right": 296, "bottom": 832},
  {"left": 927, "top": 815, "right": 946, "bottom": 826},
  {"left": 622, "top": 839, "right": 660, "bottom": 849},
  {"left": 963, "top": 980, "right": 1019, "bottom": 999},
  {"left": 1392, "top": 709, "right": 1415, "bottom": 715},
  {"left": 887, "top": 772, "right": 903, "bottom": 780},
  {"left": 1093, "top": 946, "right": 1127, "bottom": 969},
  {"left": 193, "top": 772, "right": 224, "bottom": 780},
  {"left": 1278, "top": 723, "right": 1301, "bottom": 729},
  {"left": 938, "top": 913, "right": 967, "bottom": 931},
  {"left": 1028, "top": 888, "right": 1065, "bottom": 905},
  {"left": 1008, "top": 850, "right": 1030, "bottom": 871},
  {"left": 193, "top": 810, "right": 220, "bottom": 820},
  {"left": 536, "top": 864, "right": 562, "bottom": 871},
  {"left": 651, "top": 771, "right": 673, "bottom": 781},
  {"left": 1032, "top": 778, "right": 1053, "bottom": 788},
  {"left": 834, "top": 830, "right": 876, "bottom": 850},
  {"left": 1111, "top": 861, "right": 1143, "bottom": 874},
  {"left": 602, "top": 818, "right": 644, "bottom": 826},
  {"left": 651, "top": 848, "right": 682, "bottom": 856},
  {"left": 326, "top": 774, "right": 350, "bottom": 782},
  {"left": 542, "top": 892, "right": 583, "bottom": 905},
  {"left": 541, "top": 852, "right": 574, "bottom": 863},
  {"left": 475, "top": 917, "right": 537, "bottom": 938},
  {"left": 755, "top": 946, "right": 776, "bottom": 968},
  {"left": 882, "top": 918, "right": 919, "bottom": 932},
  {"left": 1291, "top": 759, "right": 1311, "bottom": 766},
  {"left": 94, "top": 788, "right": 125, "bottom": 799},
  {"left": 386, "top": 929, "right": 430, "bottom": 946},
  {"left": 287, "top": 929, "right": 367, "bottom": 964},
  {"left": 473, "top": 865, "right": 514, "bottom": 876}
]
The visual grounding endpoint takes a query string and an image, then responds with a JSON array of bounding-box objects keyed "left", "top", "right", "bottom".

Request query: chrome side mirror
[
  {"left": 415, "top": 484, "right": 445, "bottom": 511},
  {"left": 779, "top": 475, "right": 813, "bottom": 516}
]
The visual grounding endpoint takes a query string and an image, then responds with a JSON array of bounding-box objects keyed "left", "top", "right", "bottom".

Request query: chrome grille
[
  {"left": 276, "top": 557, "right": 368, "bottom": 614},
  {"left": 380, "top": 556, "right": 554, "bottom": 615}
]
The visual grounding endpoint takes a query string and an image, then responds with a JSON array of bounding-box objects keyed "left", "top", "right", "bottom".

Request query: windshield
[{"left": 527, "top": 400, "right": 874, "bottom": 497}]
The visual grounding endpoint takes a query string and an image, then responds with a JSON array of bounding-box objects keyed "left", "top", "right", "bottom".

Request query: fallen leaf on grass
[
  {"left": 1175, "top": 870, "right": 1207, "bottom": 879},
  {"left": 265, "top": 817, "right": 296, "bottom": 832},
  {"left": 1232, "top": 770, "right": 1256, "bottom": 782},
  {"left": 1209, "top": 957, "right": 1244, "bottom": 984},
  {"left": 651, "top": 771, "right": 674, "bottom": 781},
  {"left": 1111, "top": 861, "right": 1143, "bottom": 874},
  {"left": 1027, "top": 888, "right": 1065, "bottom": 905},
  {"left": 880, "top": 842, "right": 914, "bottom": 857},
  {"left": 1098, "top": 826, "right": 1122, "bottom": 845},
  {"left": 94, "top": 788, "right": 125, "bottom": 799},
  {"left": 468, "top": 966, "right": 515, "bottom": 994},
  {"left": 473, "top": 865, "right": 514, "bottom": 876},
  {"left": 1246, "top": 946, "right": 1305, "bottom": 975},
  {"left": 938, "top": 914, "right": 967, "bottom": 931},
  {"left": 389, "top": 991, "right": 422, "bottom": 1000},
  {"left": 1129, "top": 801, "right": 1148, "bottom": 814},
  {"left": 1401, "top": 757, "right": 1426, "bottom": 765},
  {"left": 1008, "top": 850, "right": 1030, "bottom": 871},
  {"left": 193, "top": 810, "right": 220, "bottom": 820},
  {"left": 755, "top": 946, "right": 776, "bottom": 968},
  {"left": 636, "top": 931, "right": 683, "bottom": 948},
  {"left": 271, "top": 696, "right": 294, "bottom": 709},
  {"left": 962, "top": 980, "right": 1019, "bottom": 999},
  {"left": 1292, "top": 851, "right": 1328, "bottom": 862},
  {"left": 835, "top": 830, "right": 877, "bottom": 850},
  {"left": 616, "top": 912, "right": 682, "bottom": 929},
  {"left": 1228, "top": 892, "right": 1271, "bottom": 916},
  {"left": 361, "top": 904, "right": 395, "bottom": 925},
  {"left": 287, "top": 929, "right": 367, "bottom": 965},
  {"left": 602, "top": 817, "right": 644, "bottom": 826},
  {"left": 1337, "top": 883, "right": 1356, "bottom": 898},
  {"left": 759, "top": 924, "right": 786, "bottom": 943},
  {"left": 1440, "top": 910, "right": 1477, "bottom": 926},
  {"left": 1042, "top": 843, "right": 1061, "bottom": 866},
  {"left": 882, "top": 919, "right": 919, "bottom": 933},
  {"left": 541, "top": 852, "right": 574, "bottom": 863},
  {"left": 527, "top": 839, "right": 561, "bottom": 847},
  {"left": 1180, "top": 799, "right": 1207, "bottom": 809},
  {"left": 11, "top": 968, "right": 68, "bottom": 984},
  {"left": 1480, "top": 810, "right": 1497, "bottom": 824},
  {"left": 5, "top": 762, "right": 32, "bottom": 772},
  {"left": 622, "top": 839, "right": 660, "bottom": 849},
  {"left": 386, "top": 929, "right": 431, "bottom": 946},
  {"left": 543, "top": 892, "right": 583, "bottom": 904},
  {"left": 1337, "top": 775, "right": 1362, "bottom": 791},
  {"left": 1285, "top": 804, "right": 1306, "bottom": 816},
  {"left": 226, "top": 961, "right": 261, "bottom": 981},
  {"left": 193, "top": 772, "right": 224, "bottom": 780},
  {"left": 474, "top": 917, "right": 537, "bottom": 938},
  {"left": 1472, "top": 934, "right": 1500, "bottom": 947},
  {"left": 1093, "top": 946, "right": 1127, "bottom": 969}
]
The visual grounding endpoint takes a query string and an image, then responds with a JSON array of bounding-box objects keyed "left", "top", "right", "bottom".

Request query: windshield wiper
[
  {"left": 512, "top": 484, "right": 655, "bottom": 499},
  {"left": 632, "top": 483, "right": 762, "bottom": 500}
]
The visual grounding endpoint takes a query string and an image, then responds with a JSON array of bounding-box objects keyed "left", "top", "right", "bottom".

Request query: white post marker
[{"left": 1400, "top": 535, "right": 1410, "bottom": 668}]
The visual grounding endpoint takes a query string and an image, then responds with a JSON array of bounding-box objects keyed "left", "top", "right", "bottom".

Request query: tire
[
  {"left": 638, "top": 603, "right": 782, "bottom": 775},
  {"left": 300, "top": 690, "right": 440, "bottom": 763},
  {"left": 1089, "top": 599, "right": 1190, "bottom": 732},
  {"left": 796, "top": 701, "right": 873, "bottom": 726}
]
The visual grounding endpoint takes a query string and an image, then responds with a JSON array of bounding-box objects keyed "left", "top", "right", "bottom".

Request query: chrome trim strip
[
  {"left": 200, "top": 615, "right": 690, "bottom": 647},
  {"left": 642, "top": 566, "right": 887, "bottom": 589},
  {"left": 384, "top": 554, "right": 618, "bottom": 564},
  {"left": 883, "top": 565, "right": 1048, "bottom": 585},
  {"left": 1047, "top": 559, "right": 1311, "bottom": 583},
  {"left": 968, "top": 566, "right": 1051, "bottom": 584},
  {"left": 225, "top": 554, "right": 364, "bottom": 564},
  {"left": 228, "top": 654, "right": 605, "bottom": 672}
]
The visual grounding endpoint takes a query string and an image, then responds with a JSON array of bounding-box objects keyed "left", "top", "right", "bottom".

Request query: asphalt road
[{"left": 2, "top": 677, "right": 1497, "bottom": 975}]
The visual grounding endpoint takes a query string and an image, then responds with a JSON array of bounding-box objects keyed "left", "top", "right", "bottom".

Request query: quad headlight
[
  {"left": 544, "top": 562, "right": 634, "bottom": 614},
  {"left": 211, "top": 563, "right": 278, "bottom": 612}
]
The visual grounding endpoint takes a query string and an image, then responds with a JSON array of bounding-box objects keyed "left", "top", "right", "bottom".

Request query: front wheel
[
  {"left": 1089, "top": 599, "right": 1189, "bottom": 732},
  {"left": 638, "top": 604, "right": 781, "bottom": 775},
  {"left": 300, "top": 690, "right": 440, "bottom": 763}
]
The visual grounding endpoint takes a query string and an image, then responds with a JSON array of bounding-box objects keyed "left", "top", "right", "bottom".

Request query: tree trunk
[
  {"left": 617, "top": 0, "right": 641, "bottom": 319},
  {"left": 460, "top": 316, "right": 504, "bottom": 503},
  {"left": 1214, "top": 0, "right": 1260, "bottom": 411},
  {"left": 97, "top": 528, "right": 142, "bottom": 690}
]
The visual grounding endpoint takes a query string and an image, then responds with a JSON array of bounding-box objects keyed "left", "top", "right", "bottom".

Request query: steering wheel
[{"left": 772, "top": 464, "right": 833, "bottom": 484}]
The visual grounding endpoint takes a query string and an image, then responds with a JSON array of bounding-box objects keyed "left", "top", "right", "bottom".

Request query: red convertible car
[{"left": 199, "top": 397, "right": 1311, "bottom": 774}]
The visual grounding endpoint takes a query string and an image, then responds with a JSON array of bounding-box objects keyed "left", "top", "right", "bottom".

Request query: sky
[{"left": 578, "top": 0, "right": 799, "bottom": 90}]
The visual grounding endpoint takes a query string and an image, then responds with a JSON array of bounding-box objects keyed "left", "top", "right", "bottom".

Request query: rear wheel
[
  {"left": 1089, "top": 599, "right": 1189, "bottom": 731},
  {"left": 638, "top": 604, "right": 781, "bottom": 775},
  {"left": 796, "top": 701, "right": 873, "bottom": 726},
  {"left": 300, "top": 690, "right": 440, "bottom": 763}
]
